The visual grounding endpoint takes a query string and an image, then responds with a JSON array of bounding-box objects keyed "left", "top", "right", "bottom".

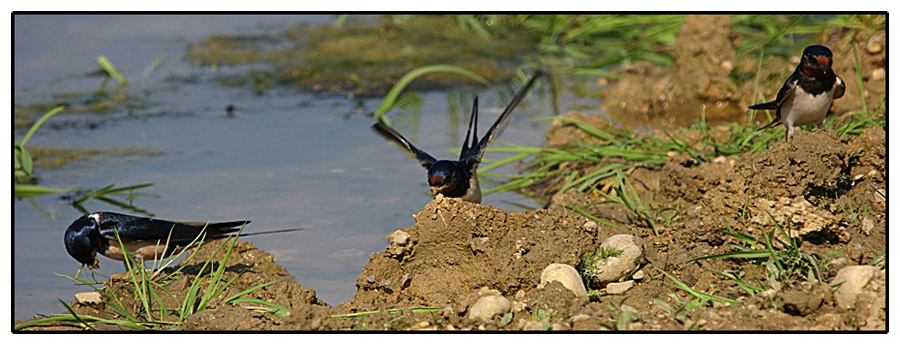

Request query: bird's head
[
  {"left": 64, "top": 214, "right": 102, "bottom": 268},
  {"left": 800, "top": 45, "right": 834, "bottom": 77},
  {"left": 427, "top": 160, "right": 466, "bottom": 196}
]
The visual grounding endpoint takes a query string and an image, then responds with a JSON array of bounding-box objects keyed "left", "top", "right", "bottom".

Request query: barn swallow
[
  {"left": 64, "top": 211, "right": 302, "bottom": 277},
  {"left": 372, "top": 71, "right": 541, "bottom": 203},
  {"left": 750, "top": 45, "right": 845, "bottom": 141}
]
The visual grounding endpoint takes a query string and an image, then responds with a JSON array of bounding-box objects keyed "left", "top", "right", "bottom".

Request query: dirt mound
[{"left": 346, "top": 194, "right": 607, "bottom": 328}]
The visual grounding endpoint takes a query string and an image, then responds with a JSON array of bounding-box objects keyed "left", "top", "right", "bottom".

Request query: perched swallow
[
  {"left": 373, "top": 71, "right": 541, "bottom": 203},
  {"left": 64, "top": 211, "right": 301, "bottom": 277},
  {"left": 750, "top": 45, "right": 845, "bottom": 140}
]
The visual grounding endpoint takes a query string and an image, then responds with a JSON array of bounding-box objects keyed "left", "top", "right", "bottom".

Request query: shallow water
[{"left": 13, "top": 14, "right": 598, "bottom": 320}]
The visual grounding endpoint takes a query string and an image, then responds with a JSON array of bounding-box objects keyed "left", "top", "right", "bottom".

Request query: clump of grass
[
  {"left": 656, "top": 268, "right": 739, "bottom": 308},
  {"left": 599, "top": 300, "right": 641, "bottom": 331},
  {"left": 652, "top": 292, "right": 714, "bottom": 331},
  {"left": 594, "top": 170, "right": 678, "bottom": 236},
  {"left": 688, "top": 214, "right": 825, "bottom": 292},
  {"left": 15, "top": 225, "right": 289, "bottom": 331},
  {"left": 530, "top": 303, "right": 558, "bottom": 330},
  {"left": 510, "top": 14, "right": 685, "bottom": 73},
  {"left": 579, "top": 245, "right": 624, "bottom": 287},
  {"left": 836, "top": 194, "right": 873, "bottom": 226}
]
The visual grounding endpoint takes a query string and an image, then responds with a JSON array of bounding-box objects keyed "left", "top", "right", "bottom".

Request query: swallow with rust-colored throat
[
  {"left": 372, "top": 71, "right": 542, "bottom": 204},
  {"left": 750, "top": 45, "right": 845, "bottom": 140}
]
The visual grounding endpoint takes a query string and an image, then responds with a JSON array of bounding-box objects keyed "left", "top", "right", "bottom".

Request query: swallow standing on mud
[
  {"left": 373, "top": 71, "right": 542, "bottom": 204},
  {"left": 750, "top": 45, "right": 845, "bottom": 141},
  {"left": 64, "top": 211, "right": 302, "bottom": 278}
]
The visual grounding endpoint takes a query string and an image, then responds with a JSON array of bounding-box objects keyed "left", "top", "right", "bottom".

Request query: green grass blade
[
  {"left": 97, "top": 55, "right": 128, "bottom": 85},
  {"left": 18, "top": 106, "right": 65, "bottom": 147},
  {"left": 374, "top": 65, "right": 490, "bottom": 122}
]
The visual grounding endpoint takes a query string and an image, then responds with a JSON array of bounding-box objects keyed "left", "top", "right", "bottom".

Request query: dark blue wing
[
  {"left": 95, "top": 212, "right": 248, "bottom": 244},
  {"left": 372, "top": 120, "right": 438, "bottom": 169},
  {"left": 461, "top": 71, "right": 541, "bottom": 170}
]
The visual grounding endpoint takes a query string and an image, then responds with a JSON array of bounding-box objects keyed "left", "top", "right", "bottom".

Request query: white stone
[
  {"left": 862, "top": 217, "right": 874, "bottom": 236},
  {"left": 539, "top": 263, "right": 588, "bottom": 298},
  {"left": 75, "top": 291, "right": 102, "bottom": 305},
  {"left": 632, "top": 270, "right": 645, "bottom": 280},
  {"left": 832, "top": 265, "right": 881, "bottom": 309},
  {"left": 468, "top": 295, "right": 511, "bottom": 321},
  {"left": 589, "top": 234, "right": 644, "bottom": 283},
  {"left": 606, "top": 280, "right": 635, "bottom": 294},
  {"left": 386, "top": 229, "right": 409, "bottom": 246}
]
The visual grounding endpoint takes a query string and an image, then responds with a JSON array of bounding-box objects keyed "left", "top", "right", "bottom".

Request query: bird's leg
[
  {"left": 785, "top": 125, "right": 797, "bottom": 150},
  {"left": 816, "top": 120, "right": 825, "bottom": 130},
  {"left": 74, "top": 264, "right": 85, "bottom": 280}
]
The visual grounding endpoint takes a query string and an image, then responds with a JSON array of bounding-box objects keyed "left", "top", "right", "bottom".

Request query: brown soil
[
  {"left": 601, "top": 15, "right": 886, "bottom": 129},
  {"left": 16, "top": 15, "right": 885, "bottom": 332}
]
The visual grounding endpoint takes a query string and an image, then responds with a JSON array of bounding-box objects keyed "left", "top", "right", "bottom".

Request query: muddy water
[{"left": 12, "top": 15, "right": 596, "bottom": 320}]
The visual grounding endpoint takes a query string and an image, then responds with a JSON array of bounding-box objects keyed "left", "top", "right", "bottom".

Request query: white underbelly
[
  {"left": 782, "top": 89, "right": 833, "bottom": 126},
  {"left": 461, "top": 173, "right": 482, "bottom": 204}
]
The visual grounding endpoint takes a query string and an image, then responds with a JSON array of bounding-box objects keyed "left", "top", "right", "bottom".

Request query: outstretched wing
[
  {"left": 372, "top": 120, "right": 438, "bottom": 170},
  {"left": 462, "top": 70, "right": 542, "bottom": 169}
]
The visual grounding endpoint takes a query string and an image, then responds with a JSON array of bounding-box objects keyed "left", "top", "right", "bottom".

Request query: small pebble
[
  {"left": 468, "top": 294, "right": 511, "bottom": 321},
  {"left": 514, "top": 289, "right": 526, "bottom": 301},
  {"left": 632, "top": 270, "right": 645, "bottom": 280},
  {"left": 75, "top": 291, "right": 102, "bottom": 305},
  {"left": 867, "top": 35, "right": 884, "bottom": 54},
  {"left": 830, "top": 257, "right": 848, "bottom": 267},
  {"left": 871, "top": 68, "right": 885, "bottom": 81},
  {"left": 862, "top": 217, "right": 874, "bottom": 236},
  {"left": 386, "top": 229, "right": 409, "bottom": 246},
  {"left": 605, "top": 280, "right": 635, "bottom": 294}
]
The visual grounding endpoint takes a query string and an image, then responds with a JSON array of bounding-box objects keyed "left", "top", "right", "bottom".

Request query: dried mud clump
[
  {"left": 350, "top": 195, "right": 604, "bottom": 312},
  {"left": 738, "top": 129, "right": 850, "bottom": 200}
]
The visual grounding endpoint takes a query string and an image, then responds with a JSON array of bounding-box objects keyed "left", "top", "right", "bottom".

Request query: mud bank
[{"left": 19, "top": 124, "right": 886, "bottom": 331}]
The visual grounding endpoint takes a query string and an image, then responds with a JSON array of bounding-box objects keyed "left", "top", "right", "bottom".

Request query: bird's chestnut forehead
[{"left": 813, "top": 55, "right": 831, "bottom": 66}]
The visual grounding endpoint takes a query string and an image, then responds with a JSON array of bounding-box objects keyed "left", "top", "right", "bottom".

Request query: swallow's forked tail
[{"left": 748, "top": 101, "right": 778, "bottom": 110}]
